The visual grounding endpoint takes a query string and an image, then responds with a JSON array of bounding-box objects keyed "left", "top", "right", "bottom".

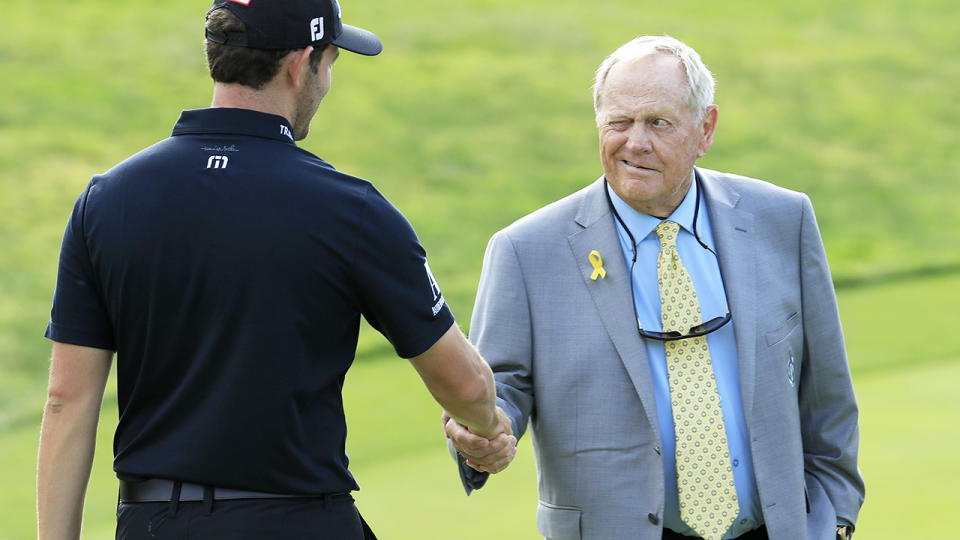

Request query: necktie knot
[{"left": 655, "top": 220, "right": 681, "bottom": 250}]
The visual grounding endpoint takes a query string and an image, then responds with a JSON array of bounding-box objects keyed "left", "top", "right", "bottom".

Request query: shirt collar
[
  {"left": 171, "top": 108, "right": 297, "bottom": 144},
  {"left": 605, "top": 171, "right": 701, "bottom": 246}
]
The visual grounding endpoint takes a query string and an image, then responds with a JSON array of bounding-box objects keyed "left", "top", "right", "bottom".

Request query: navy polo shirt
[{"left": 45, "top": 108, "right": 455, "bottom": 494}]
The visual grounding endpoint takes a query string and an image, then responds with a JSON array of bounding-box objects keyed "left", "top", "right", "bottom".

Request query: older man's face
[{"left": 596, "top": 53, "right": 717, "bottom": 217}]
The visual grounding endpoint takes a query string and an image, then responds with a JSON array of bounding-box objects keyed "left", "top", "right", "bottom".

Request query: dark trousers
[
  {"left": 662, "top": 525, "right": 768, "bottom": 540},
  {"left": 116, "top": 496, "right": 366, "bottom": 539}
]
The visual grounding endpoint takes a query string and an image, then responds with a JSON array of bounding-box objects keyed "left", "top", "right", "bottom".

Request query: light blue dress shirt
[{"left": 606, "top": 174, "right": 762, "bottom": 538}]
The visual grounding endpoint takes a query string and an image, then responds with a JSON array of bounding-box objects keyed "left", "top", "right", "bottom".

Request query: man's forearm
[
  {"left": 37, "top": 394, "right": 103, "bottom": 540},
  {"left": 410, "top": 324, "right": 509, "bottom": 440},
  {"left": 37, "top": 343, "right": 112, "bottom": 540},
  {"left": 438, "top": 363, "right": 501, "bottom": 437}
]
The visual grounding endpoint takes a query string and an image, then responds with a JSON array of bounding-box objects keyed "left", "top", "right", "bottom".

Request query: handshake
[{"left": 442, "top": 407, "right": 517, "bottom": 474}]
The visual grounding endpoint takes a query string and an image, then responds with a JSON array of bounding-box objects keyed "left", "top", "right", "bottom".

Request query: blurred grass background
[{"left": 1, "top": 0, "right": 958, "bottom": 538}]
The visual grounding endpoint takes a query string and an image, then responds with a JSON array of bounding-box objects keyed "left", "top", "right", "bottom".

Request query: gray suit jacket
[{"left": 459, "top": 168, "right": 864, "bottom": 539}]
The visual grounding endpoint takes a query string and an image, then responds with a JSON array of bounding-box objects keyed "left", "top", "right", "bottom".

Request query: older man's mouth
[{"left": 623, "top": 160, "right": 657, "bottom": 171}]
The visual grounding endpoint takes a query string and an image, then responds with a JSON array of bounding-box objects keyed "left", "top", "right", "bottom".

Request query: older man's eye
[
  {"left": 608, "top": 120, "right": 631, "bottom": 130},
  {"left": 651, "top": 118, "right": 670, "bottom": 127}
]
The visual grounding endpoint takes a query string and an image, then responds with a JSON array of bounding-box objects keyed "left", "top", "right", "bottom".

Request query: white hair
[{"left": 592, "top": 35, "right": 715, "bottom": 122}]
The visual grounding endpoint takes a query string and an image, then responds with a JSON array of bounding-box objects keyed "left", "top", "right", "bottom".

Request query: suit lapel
[
  {"left": 567, "top": 179, "right": 660, "bottom": 437},
  {"left": 698, "top": 169, "right": 758, "bottom": 427}
]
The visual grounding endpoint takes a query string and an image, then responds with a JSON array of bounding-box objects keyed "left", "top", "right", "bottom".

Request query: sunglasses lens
[{"left": 641, "top": 313, "right": 731, "bottom": 341}]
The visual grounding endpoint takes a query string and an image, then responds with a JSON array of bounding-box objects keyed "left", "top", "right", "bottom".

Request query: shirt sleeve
[
  {"left": 350, "top": 185, "right": 455, "bottom": 358},
  {"left": 44, "top": 185, "right": 115, "bottom": 350}
]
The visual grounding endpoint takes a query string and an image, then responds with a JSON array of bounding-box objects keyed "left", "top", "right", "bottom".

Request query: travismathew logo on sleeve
[{"left": 424, "top": 261, "right": 446, "bottom": 316}]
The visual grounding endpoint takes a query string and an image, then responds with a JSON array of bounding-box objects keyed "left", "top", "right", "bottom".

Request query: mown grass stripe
[{"left": 834, "top": 262, "right": 960, "bottom": 290}]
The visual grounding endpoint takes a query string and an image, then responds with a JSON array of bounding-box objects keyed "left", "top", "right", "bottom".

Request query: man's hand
[{"left": 443, "top": 408, "right": 517, "bottom": 474}]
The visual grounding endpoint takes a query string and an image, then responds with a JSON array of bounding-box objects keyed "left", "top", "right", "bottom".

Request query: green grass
[
  {"left": 2, "top": 0, "right": 959, "bottom": 537},
  {"left": 854, "top": 360, "right": 960, "bottom": 537}
]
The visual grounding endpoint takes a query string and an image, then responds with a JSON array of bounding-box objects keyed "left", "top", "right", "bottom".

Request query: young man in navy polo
[{"left": 37, "top": 1, "right": 516, "bottom": 538}]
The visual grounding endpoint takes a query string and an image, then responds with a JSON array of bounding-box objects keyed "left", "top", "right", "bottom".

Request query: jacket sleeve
[
  {"left": 453, "top": 229, "right": 536, "bottom": 494},
  {"left": 796, "top": 194, "right": 865, "bottom": 528}
]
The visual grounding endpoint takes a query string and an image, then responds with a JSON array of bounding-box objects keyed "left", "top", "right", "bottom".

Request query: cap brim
[{"left": 332, "top": 24, "right": 382, "bottom": 56}]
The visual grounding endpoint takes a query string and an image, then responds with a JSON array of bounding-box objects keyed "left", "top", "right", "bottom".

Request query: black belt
[
  {"left": 662, "top": 525, "right": 767, "bottom": 540},
  {"left": 119, "top": 478, "right": 351, "bottom": 503}
]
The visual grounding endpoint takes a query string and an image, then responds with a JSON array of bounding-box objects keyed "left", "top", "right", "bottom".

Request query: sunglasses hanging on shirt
[{"left": 603, "top": 171, "right": 732, "bottom": 342}]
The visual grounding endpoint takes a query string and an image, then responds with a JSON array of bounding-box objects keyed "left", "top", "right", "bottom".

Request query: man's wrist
[{"left": 479, "top": 406, "right": 510, "bottom": 439}]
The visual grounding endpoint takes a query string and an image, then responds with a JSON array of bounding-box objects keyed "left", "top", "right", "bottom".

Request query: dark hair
[{"left": 205, "top": 9, "right": 325, "bottom": 90}]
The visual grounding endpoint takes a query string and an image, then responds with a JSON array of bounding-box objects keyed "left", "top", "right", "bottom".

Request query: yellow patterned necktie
[{"left": 654, "top": 220, "right": 739, "bottom": 540}]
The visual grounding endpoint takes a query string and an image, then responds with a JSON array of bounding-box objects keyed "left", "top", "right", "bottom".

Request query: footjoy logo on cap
[
  {"left": 226, "top": 0, "right": 251, "bottom": 5},
  {"left": 309, "top": 17, "right": 324, "bottom": 41}
]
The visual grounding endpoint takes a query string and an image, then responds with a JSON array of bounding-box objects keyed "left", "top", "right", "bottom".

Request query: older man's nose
[{"left": 623, "top": 124, "right": 653, "bottom": 153}]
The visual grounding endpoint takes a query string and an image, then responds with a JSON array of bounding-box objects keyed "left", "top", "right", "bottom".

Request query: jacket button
[
  {"left": 648, "top": 513, "right": 659, "bottom": 525},
  {"left": 654, "top": 445, "right": 662, "bottom": 455}
]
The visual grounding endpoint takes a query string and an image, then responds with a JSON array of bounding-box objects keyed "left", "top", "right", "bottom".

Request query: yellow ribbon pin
[{"left": 589, "top": 250, "right": 606, "bottom": 280}]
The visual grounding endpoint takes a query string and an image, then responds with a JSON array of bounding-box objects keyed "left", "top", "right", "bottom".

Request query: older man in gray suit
[{"left": 444, "top": 36, "right": 864, "bottom": 540}]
